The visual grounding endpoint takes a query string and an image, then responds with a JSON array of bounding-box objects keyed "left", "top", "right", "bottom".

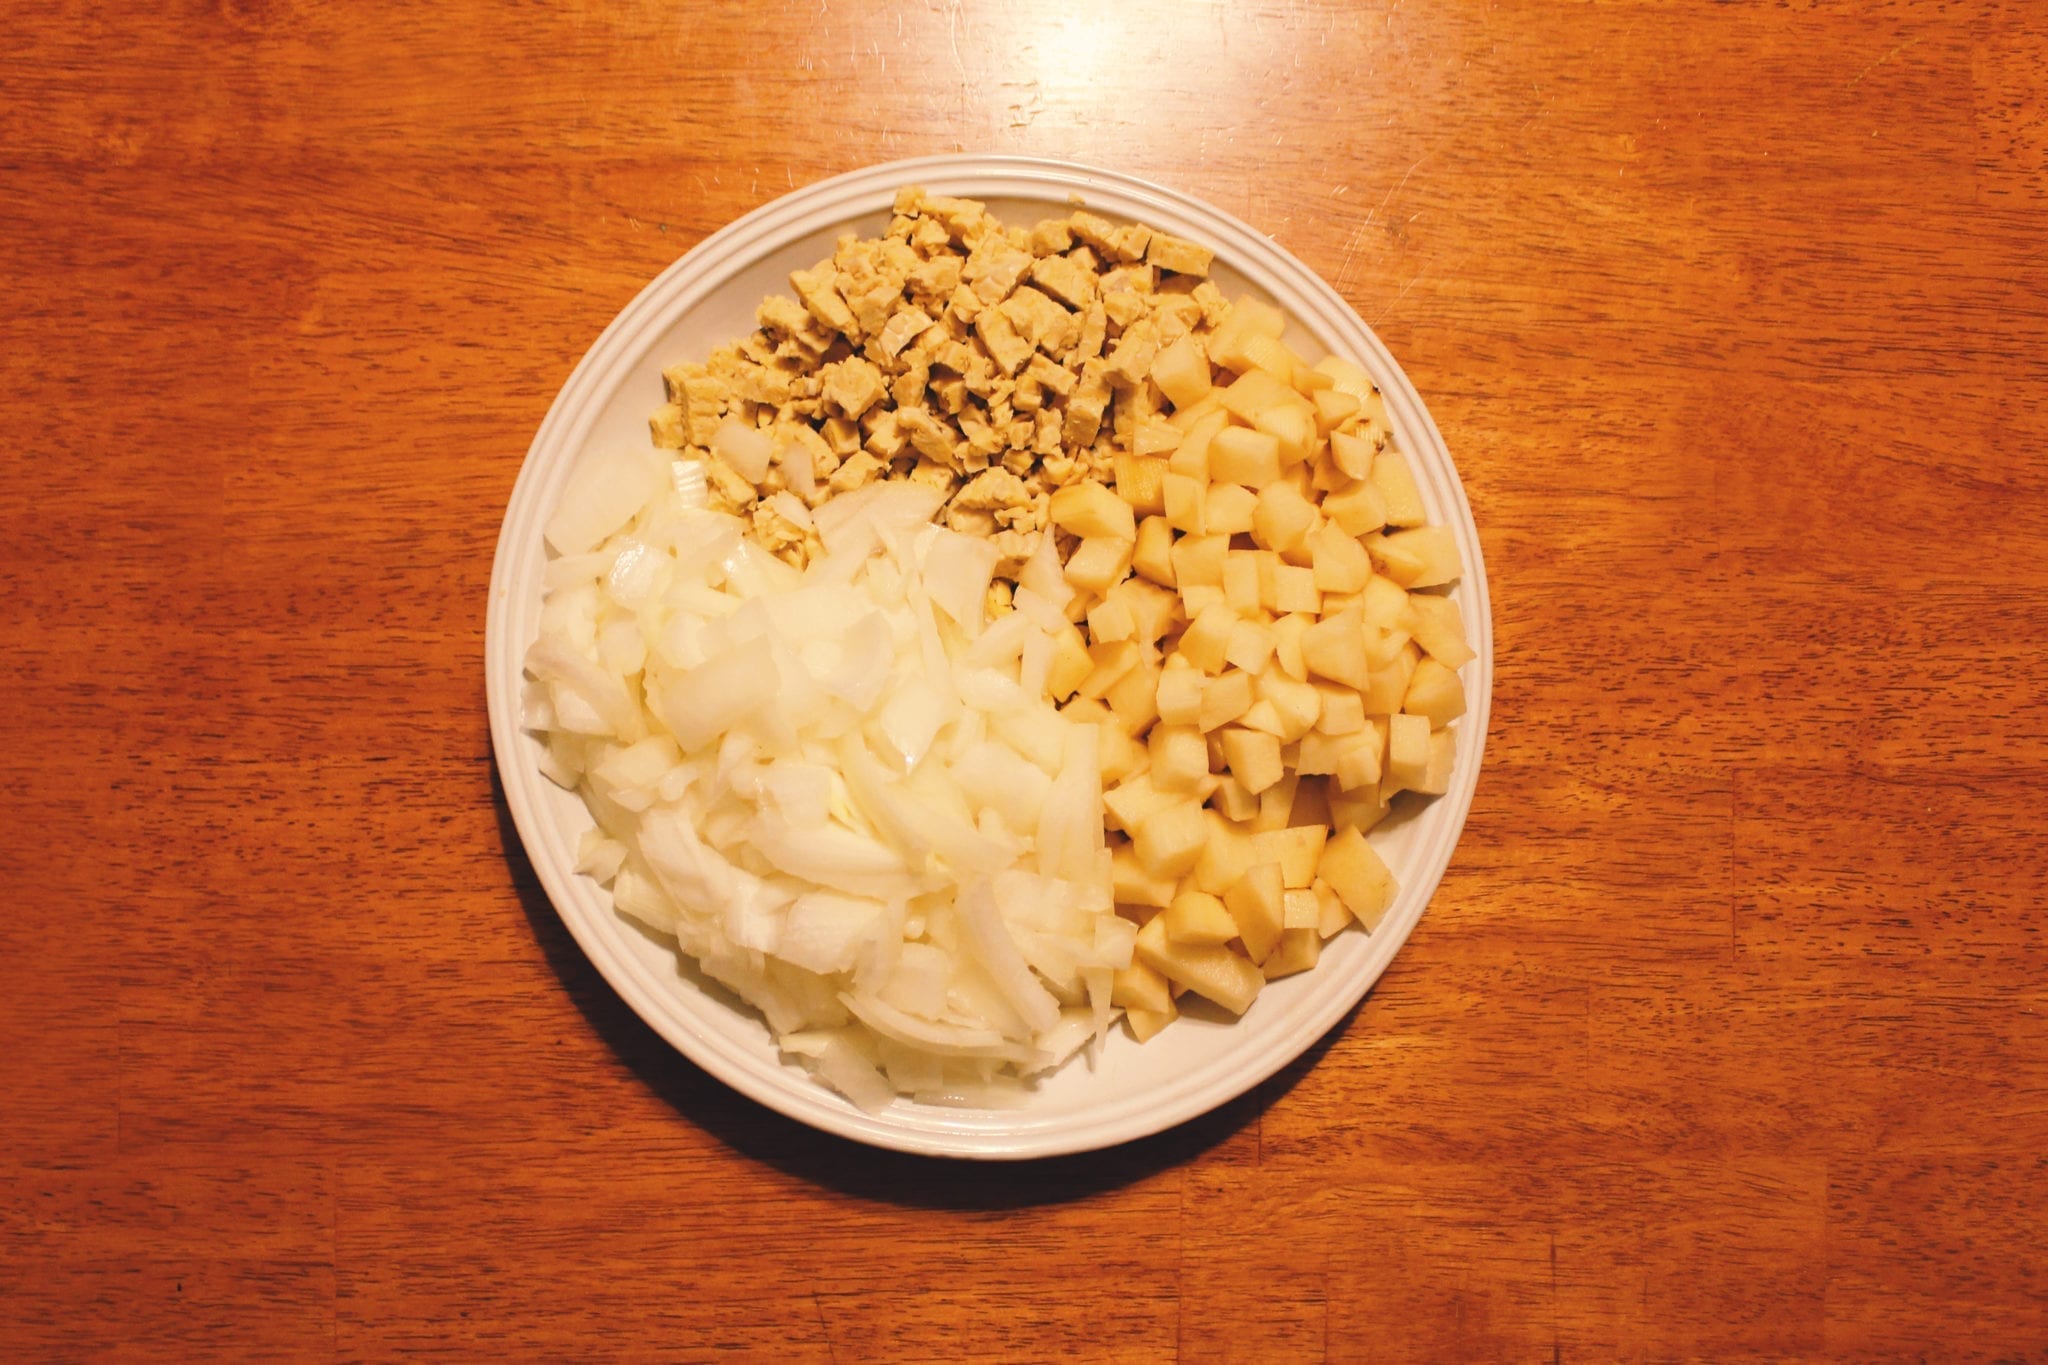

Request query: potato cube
[
  {"left": 1270, "top": 563, "right": 1320, "bottom": 615},
  {"left": 1254, "top": 669, "right": 1321, "bottom": 742},
  {"left": 1132, "top": 515, "right": 1177, "bottom": 588},
  {"left": 1319, "top": 825, "right": 1397, "bottom": 931},
  {"left": 1251, "top": 482, "right": 1317, "bottom": 555},
  {"left": 1133, "top": 418, "right": 1183, "bottom": 458},
  {"left": 1282, "top": 888, "right": 1321, "bottom": 931},
  {"left": 1270, "top": 613, "right": 1310, "bottom": 680},
  {"left": 1206, "top": 482, "right": 1258, "bottom": 535},
  {"left": 1176, "top": 604, "right": 1237, "bottom": 674},
  {"left": 1373, "top": 526, "right": 1462, "bottom": 588},
  {"left": 1134, "top": 912, "right": 1263, "bottom": 1015},
  {"left": 1150, "top": 333, "right": 1212, "bottom": 410},
  {"left": 1288, "top": 773, "right": 1332, "bottom": 830},
  {"left": 1222, "top": 552, "right": 1262, "bottom": 614},
  {"left": 1301, "top": 609, "right": 1370, "bottom": 690},
  {"left": 1125, "top": 1002, "right": 1177, "bottom": 1042},
  {"left": 1098, "top": 722, "right": 1148, "bottom": 785},
  {"left": 1205, "top": 294, "right": 1287, "bottom": 372},
  {"left": 1330, "top": 787, "right": 1392, "bottom": 837},
  {"left": 1370, "top": 449, "right": 1427, "bottom": 527},
  {"left": 1170, "top": 532, "right": 1229, "bottom": 587},
  {"left": 1132, "top": 798, "right": 1209, "bottom": 878},
  {"left": 1251, "top": 825, "right": 1328, "bottom": 888},
  {"left": 1308, "top": 522, "right": 1373, "bottom": 593},
  {"left": 1403, "top": 657, "right": 1467, "bottom": 727},
  {"left": 1327, "top": 429, "right": 1374, "bottom": 481},
  {"left": 1198, "top": 669, "right": 1254, "bottom": 731},
  {"left": 1104, "top": 771, "right": 1179, "bottom": 834},
  {"left": 1220, "top": 727, "right": 1284, "bottom": 795},
  {"left": 1361, "top": 651, "right": 1416, "bottom": 716},
  {"left": 1408, "top": 727, "right": 1457, "bottom": 797},
  {"left": 1223, "top": 862, "right": 1286, "bottom": 963},
  {"left": 1110, "top": 577, "right": 1182, "bottom": 645},
  {"left": 1404, "top": 593, "right": 1478, "bottom": 670},
  {"left": 1111, "top": 958, "right": 1173, "bottom": 1013},
  {"left": 1359, "top": 575, "right": 1412, "bottom": 636},
  {"left": 1149, "top": 724, "right": 1209, "bottom": 793},
  {"left": 1224, "top": 618, "right": 1277, "bottom": 673},
  {"left": 1162, "top": 472, "right": 1207, "bottom": 534},
  {"left": 1383, "top": 712, "right": 1432, "bottom": 794},
  {"left": 1190, "top": 809, "right": 1257, "bottom": 895},
  {"left": 1075, "top": 638, "right": 1140, "bottom": 700},
  {"left": 1254, "top": 402, "right": 1318, "bottom": 466},
  {"left": 1218, "top": 367, "right": 1305, "bottom": 426},
  {"left": 1065, "top": 535, "right": 1136, "bottom": 595},
  {"left": 1323, "top": 478, "right": 1388, "bottom": 536},
  {"left": 1261, "top": 927, "right": 1322, "bottom": 979},
  {"left": 1254, "top": 768, "right": 1299, "bottom": 832},
  {"left": 1208, "top": 425, "right": 1283, "bottom": 487},
  {"left": 1169, "top": 409, "right": 1227, "bottom": 479},
  {"left": 1155, "top": 656, "right": 1205, "bottom": 726},
  {"left": 1312, "top": 683, "right": 1365, "bottom": 735},
  {"left": 1164, "top": 890, "right": 1239, "bottom": 946},
  {"left": 1333, "top": 727, "right": 1384, "bottom": 793},
  {"left": 1209, "top": 772, "right": 1261, "bottom": 822},
  {"left": 1048, "top": 624, "right": 1094, "bottom": 701},
  {"left": 1312, "top": 387, "right": 1362, "bottom": 432},
  {"left": 1111, "top": 843, "right": 1178, "bottom": 908},
  {"left": 1087, "top": 595, "right": 1137, "bottom": 643},
  {"left": 1103, "top": 658, "right": 1162, "bottom": 733},
  {"left": 1238, "top": 332, "right": 1307, "bottom": 387},
  {"left": 1113, "top": 454, "right": 1168, "bottom": 516},
  {"left": 1050, "top": 479, "right": 1137, "bottom": 541},
  {"left": 1313, "top": 878, "right": 1352, "bottom": 937}
]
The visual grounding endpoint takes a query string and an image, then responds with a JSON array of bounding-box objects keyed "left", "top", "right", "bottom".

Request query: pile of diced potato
[{"left": 1035, "top": 297, "right": 1475, "bottom": 1039}]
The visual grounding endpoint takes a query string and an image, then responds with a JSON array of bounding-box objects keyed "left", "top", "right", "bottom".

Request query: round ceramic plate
[{"left": 485, "top": 155, "right": 1492, "bottom": 1159}]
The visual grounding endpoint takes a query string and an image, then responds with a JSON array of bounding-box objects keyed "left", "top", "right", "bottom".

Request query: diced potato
[
  {"left": 1332, "top": 727, "right": 1384, "bottom": 793},
  {"left": 1210, "top": 772, "right": 1261, "bottom": 822},
  {"left": 1132, "top": 797, "right": 1209, "bottom": 878},
  {"left": 1189, "top": 809, "right": 1257, "bottom": 895},
  {"left": 1311, "top": 387, "right": 1362, "bottom": 432},
  {"left": 1319, "top": 824, "right": 1397, "bottom": 931},
  {"left": 1155, "top": 656, "right": 1205, "bottom": 726},
  {"left": 1383, "top": 712, "right": 1432, "bottom": 794},
  {"left": 1162, "top": 472, "right": 1207, "bottom": 534},
  {"left": 1313, "top": 878, "right": 1352, "bottom": 937},
  {"left": 1133, "top": 418, "right": 1183, "bottom": 458},
  {"left": 1252, "top": 482, "right": 1317, "bottom": 555},
  {"left": 1270, "top": 613, "right": 1310, "bottom": 680},
  {"left": 1254, "top": 402, "right": 1318, "bottom": 467},
  {"left": 1108, "top": 577, "right": 1182, "bottom": 644},
  {"left": 1204, "top": 295, "right": 1287, "bottom": 373},
  {"left": 1253, "top": 669, "right": 1320, "bottom": 742},
  {"left": 1222, "top": 552, "right": 1261, "bottom": 614},
  {"left": 1151, "top": 333, "right": 1213, "bottom": 410},
  {"left": 1261, "top": 927, "right": 1321, "bottom": 979},
  {"left": 1113, "top": 454, "right": 1168, "bottom": 516},
  {"left": 1409, "top": 727, "right": 1457, "bottom": 797},
  {"left": 1251, "top": 823, "right": 1327, "bottom": 888},
  {"left": 1206, "top": 482, "right": 1258, "bottom": 535},
  {"left": 1126, "top": 1001, "right": 1177, "bottom": 1042},
  {"left": 1322, "top": 478, "right": 1388, "bottom": 537},
  {"left": 1358, "top": 575, "right": 1411, "bottom": 636},
  {"left": 1403, "top": 593, "right": 1478, "bottom": 670},
  {"left": 1253, "top": 769, "right": 1299, "bottom": 832},
  {"left": 1075, "top": 638, "right": 1141, "bottom": 700},
  {"left": 1103, "top": 658, "right": 1162, "bottom": 733},
  {"left": 1301, "top": 609, "right": 1370, "bottom": 690},
  {"left": 1327, "top": 429, "right": 1374, "bottom": 481},
  {"left": 1372, "top": 526, "right": 1462, "bottom": 588},
  {"left": 1111, "top": 957, "right": 1173, "bottom": 1013},
  {"left": 1104, "top": 771, "right": 1179, "bottom": 834},
  {"left": 1360, "top": 650, "right": 1415, "bottom": 715},
  {"left": 1048, "top": 623, "right": 1094, "bottom": 701},
  {"left": 1312, "top": 683, "right": 1365, "bottom": 735},
  {"left": 1065, "top": 535, "right": 1136, "bottom": 595},
  {"left": 1220, "top": 727, "right": 1284, "bottom": 794},
  {"left": 1225, "top": 617, "right": 1277, "bottom": 673},
  {"left": 1208, "top": 425, "right": 1283, "bottom": 487},
  {"left": 1288, "top": 773, "right": 1332, "bottom": 829},
  {"left": 1112, "top": 843, "right": 1178, "bottom": 908},
  {"left": 1218, "top": 367, "right": 1306, "bottom": 427},
  {"left": 1149, "top": 724, "right": 1209, "bottom": 793},
  {"left": 1237, "top": 332, "right": 1307, "bottom": 387},
  {"left": 1403, "top": 657, "right": 1466, "bottom": 727},
  {"left": 1050, "top": 478, "right": 1139, "bottom": 541},
  {"left": 1170, "top": 532, "right": 1227, "bottom": 590},
  {"left": 1177, "top": 604, "right": 1237, "bottom": 675},
  {"left": 1330, "top": 786, "right": 1391, "bottom": 837},
  {"left": 1169, "top": 409, "right": 1227, "bottom": 479},
  {"left": 1098, "top": 720, "right": 1148, "bottom": 784},
  {"left": 1308, "top": 522, "right": 1373, "bottom": 593},
  {"left": 1197, "top": 669, "right": 1255, "bottom": 731},
  {"left": 1223, "top": 862, "right": 1286, "bottom": 963},
  {"left": 1134, "top": 912, "right": 1264, "bottom": 1015},
  {"left": 1133, "top": 515, "right": 1177, "bottom": 587},
  {"left": 1163, "top": 890, "right": 1239, "bottom": 946},
  {"left": 1370, "top": 449, "right": 1427, "bottom": 527},
  {"left": 1087, "top": 594, "right": 1137, "bottom": 643},
  {"left": 1270, "top": 563, "right": 1320, "bottom": 615}
]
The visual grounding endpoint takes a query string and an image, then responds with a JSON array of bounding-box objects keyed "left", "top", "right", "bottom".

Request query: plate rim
[{"left": 486, "top": 153, "right": 1493, "bottom": 1160}]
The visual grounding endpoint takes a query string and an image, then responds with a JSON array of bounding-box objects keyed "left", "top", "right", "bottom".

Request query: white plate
[{"left": 485, "top": 155, "right": 1492, "bottom": 1159}]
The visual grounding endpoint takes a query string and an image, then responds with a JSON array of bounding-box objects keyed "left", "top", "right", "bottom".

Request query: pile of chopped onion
[{"left": 523, "top": 447, "right": 1132, "bottom": 1110}]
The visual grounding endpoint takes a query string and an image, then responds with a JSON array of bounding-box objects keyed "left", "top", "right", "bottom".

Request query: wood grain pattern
[{"left": 4, "top": 0, "right": 2044, "bottom": 1357}]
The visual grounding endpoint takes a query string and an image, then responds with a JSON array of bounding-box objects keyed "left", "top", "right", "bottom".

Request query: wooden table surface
[{"left": 6, "top": 1, "right": 2045, "bottom": 1358}]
